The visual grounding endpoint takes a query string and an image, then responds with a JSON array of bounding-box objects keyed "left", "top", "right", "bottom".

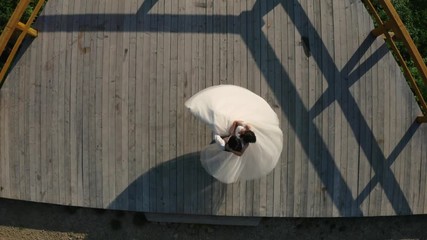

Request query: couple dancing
[
  {"left": 185, "top": 85, "right": 283, "bottom": 184},
  {"left": 214, "top": 120, "right": 256, "bottom": 156}
]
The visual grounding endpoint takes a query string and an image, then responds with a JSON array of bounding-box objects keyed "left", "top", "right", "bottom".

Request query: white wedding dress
[{"left": 185, "top": 85, "right": 283, "bottom": 183}]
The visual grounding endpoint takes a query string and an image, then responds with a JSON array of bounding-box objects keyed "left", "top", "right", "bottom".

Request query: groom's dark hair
[
  {"left": 241, "top": 130, "right": 256, "bottom": 143},
  {"left": 227, "top": 135, "right": 243, "bottom": 152}
]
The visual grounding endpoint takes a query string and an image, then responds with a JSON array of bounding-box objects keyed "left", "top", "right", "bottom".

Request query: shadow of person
[{"left": 108, "top": 151, "right": 227, "bottom": 216}]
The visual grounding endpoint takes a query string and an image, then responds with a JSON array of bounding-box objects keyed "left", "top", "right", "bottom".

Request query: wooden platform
[{"left": 0, "top": 0, "right": 426, "bottom": 217}]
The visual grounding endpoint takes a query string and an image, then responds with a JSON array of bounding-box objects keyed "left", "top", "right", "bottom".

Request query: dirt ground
[{"left": 1, "top": 198, "right": 427, "bottom": 240}]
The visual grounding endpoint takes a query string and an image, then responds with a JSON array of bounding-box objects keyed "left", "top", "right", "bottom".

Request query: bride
[{"left": 185, "top": 85, "right": 283, "bottom": 184}]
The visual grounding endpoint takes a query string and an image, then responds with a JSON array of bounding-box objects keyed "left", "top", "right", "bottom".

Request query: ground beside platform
[{"left": 0, "top": 198, "right": 426, "bottom": 240}]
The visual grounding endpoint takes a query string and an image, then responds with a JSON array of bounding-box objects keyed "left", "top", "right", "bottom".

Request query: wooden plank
[
  {"left": 401, "top": 75, "right": 413, "bottom": 215},
  {"left": 15, "top": 35, "right": 25, "bottom": 200},
  {"left": 76, "top": 0, "right": 86, "bottom": 206},
  {"left": 340, "top": 0, "right": 350, "bottom": 217},
  {"left": 0, "top": 66, "right": 7, "bottom": 198},
  {"left": 94, "top": 0, "right": 106, "bottom": 209},
  {"left": 277, "top": 0, "right": 288, "bottom": 217},
  {"left": 127, "top": 0, "right": 138, "bottom": 212},
  {"left": 300, "top": 0, "right": 310, "bottom": 218},
  {"left": 238, "top": 0, "right": 248, "bottom": 216},
  {"left": 197, "top": 0, "right": 208, "bottom": 215},
  {"left": 118, "top": 0, "right": 129, "bottom": 210},
  {"left": 243, "top": 0, "right": 255, "bottom": 217},
  {"left": 348, "top": 1, "right": 362, "bottom": 215},
  {"left": 203, "top": 0, "right": 214, "bottom": 216},
  {"left": 134, "top": 0, "right": 143, "bottom": 212},
  {"left": 56, "top": 0, "right": 69, "bottom": 206},
  {"left": 364, "top": 25, "right": 377, "bottom": 216},
  {"left": 26, "top": 14, "right": 41, "bottom": 202},
  {"left": 135, "top": 1, "right": 150, "bottom": 211},
  {"left": 6, "top": 63, "right": 19, "bottom": 201},
  {"left": 250, "top": 0, "right": 262, "bottom": 217},
  {"left": 264, "top": 0, "right": 275, "bottom": 217},
  {"left": 292, "top": 0, "right": 306, "bottom": 217},
  {"left": 61, "top": 0, "right": 73, "bottom": 206},
  {"left": 231, "top": 0, "right": 242, "bottom": 216},
  {"left": 422, "top": 127, "right": 427, "bottom": 213},
  {"left": 356, "top": 1, "right": 373, "bottom": 216},
  {"left": 366, "top": 39, "right": 382, "bottom": 216},
  {"left": 168, "top": 0, "right": 178, "bottom": 213},
  {"left": 13, "top": 38, "right": 23, "bottom": 201},
  {"left": 153, "top": 0, "right": 164, "bottom": 213},
  {"left": 385, "top": 52, "right": 397, "bottom": 215},
  {"left": 86, "top": 0, "right": 98, "bottom": 208},
  {"left": 312, "top": 0, "right": 324, "bottom": 217},
  {"left": 46, "top": 0, "right": 56, "bottom": 204},
  {"left": 218, "top": 0, "right": 227, "bottom": 85},
  {"left": 419, "top": 127, "right": 427, "bottom": 212},
  {"left": 22, "top": 34, "right": 32, "bottom": 202},
  {"left": 331, "top": 0, "right": 342, "bottom": 217},
  {"left": 10, "top": 63, "right": 20, "bottom": 201},
  {"left": 147, "top": 0, "right": 159, "bottom": 212},
  {"left": 305, "top": 0, "right": 316, "bottom": 217},
  {"left": 210, "top": 4, "right": 221, "bottom": 214},
  {"left": 283, "top": 0, "right": 296, "bottom": 217},
  {"left": 101, "top": 0, "right": 112, "bottom": 208},
  {"left": 190, "top": 0, "right": 201, "bottom": 214},
  {"left": 324, "top": 0, "right": 336, "bottom": 218},
  {"left": 391, "top": 55, "right": 403, "bottom": 215},
  {"left": 67, "top": 0, "right": 79, "bottom": 205},
  {"left": 107, "top": 0, "right": 118, "bottom": 208},
  {"left": 39, "top": 1, "right": 52, "bottom": 203},
  {"left": 212, "top": 0, "right": 227, "bottom": 216},
  {"left": 51, "top": 0, "right": 63, "bottom": 205},
  {"left": 412, "top": 79, "right": 423, "bottom": 213},
  {"left": 380, "top": 30, "right": 392, "bottom": 215},
  {"left": 225, "top": 0, "right": 234, "bottom": 216},
  {"left": 175, "top": 0, "right": 186, "bottom": 213},
  {"left": 1, "top": 64, "right": 11, "bottom": 199},
  {"left": 346, "top": 2, "right": 367, "bottom": 216},
  {"left": 196, "top": 0, "right": 206, "bottom": 215},
  {"left": 81, "top": 0, "right": 94, "bottom": 208},
  {"left": 160, "top": 0, "right": 172, "bottom": 214},
  {"left": 271, "top": 0, "right": 283, "bottom": 217},
  {"left": 113, "top": 0, "right": 125, "bottom": 210},
  {"left": 5, "top": 0, "right": 427, "bottom": 218},
  {"left": 140, "top": 0, "right": 151, "bottom": 212}
]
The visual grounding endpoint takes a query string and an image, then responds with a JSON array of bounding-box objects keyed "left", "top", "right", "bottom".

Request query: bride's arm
[{"left": 228, "top": 120, "right": 245, "bottom": 135}]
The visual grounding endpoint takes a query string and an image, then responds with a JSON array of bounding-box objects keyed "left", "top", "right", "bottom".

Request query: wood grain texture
[{"left": 0, "top": 0, "right": 426, "bottom": 218}]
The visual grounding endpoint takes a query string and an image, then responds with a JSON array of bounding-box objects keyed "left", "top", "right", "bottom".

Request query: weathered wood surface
[{"left": 0, "top": 0, "right": 426, "bottom": 217}]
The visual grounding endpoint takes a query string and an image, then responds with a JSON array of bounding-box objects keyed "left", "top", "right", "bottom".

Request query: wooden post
[
  {"left": 0, "top": 0, "right": 31, "bottom": 55},
  {"left": 16, "top": 21, "right": 38, "bottom": 37},
  {"left": 0, "top": 0, "right": 45, "bottom": 86},
  {"left": 371, "top": 21, "right": 393, "bottom": 37},
  {"left": 364, "top": 0, "right": 427, "bottom": 122},
  {"left": 378, "top": 0, "right": 427, "bottom": 90}
]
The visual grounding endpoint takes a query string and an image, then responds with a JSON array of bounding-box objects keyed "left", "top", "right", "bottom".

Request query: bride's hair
[{"left": 241, "top": 130, "right": 256, "bottom": 143}]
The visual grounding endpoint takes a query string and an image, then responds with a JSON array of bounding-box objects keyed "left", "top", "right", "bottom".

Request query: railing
[
  {"left": 363, "top": 0, "right": 427, "bottom": 123},
  {"left": 0, "top": 0, "right": 45, "bottom": 86}
]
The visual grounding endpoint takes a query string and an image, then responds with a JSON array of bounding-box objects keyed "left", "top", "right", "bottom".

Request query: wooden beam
[
  {"left": 416, "top": 116, "right": 427, "bottom": 123},
  {"left": 378, "top": 0, "right": 427, "bottom": 88},
  {"left": 0, "top": 0, "right": 31, "bottom": 55},
  {"left": 16, "top": 21, "right": 38, "bottom": 37},
  {"left": 371, "top": 21, "right": 393, "bottom": 37}
]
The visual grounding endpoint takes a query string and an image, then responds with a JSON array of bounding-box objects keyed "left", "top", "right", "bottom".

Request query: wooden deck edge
[{"left": 144, "top": 213, "right": 262, "bottom": 226}]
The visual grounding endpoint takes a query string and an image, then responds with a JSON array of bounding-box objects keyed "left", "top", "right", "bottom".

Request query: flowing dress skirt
[{"left": 185, "top": 85, "right": 283, "bottom": 183}]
